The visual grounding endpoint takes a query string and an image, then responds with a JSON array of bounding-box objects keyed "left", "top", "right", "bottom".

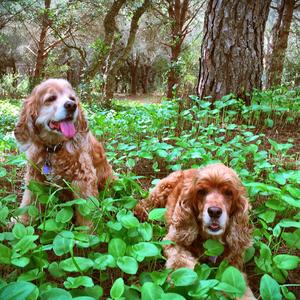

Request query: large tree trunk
[
  {"left": 32, "top": 0, "right": 51, "bottom": 86},
  {"left": 141, "top": 63, "right": 151, "bottom": 94},
  {"left": 265, "top": 0, "right": 295, "bottom": 88},
  {"left": 102, "top": 0, "right": 150, "bottom": 107},
  {"left": 197, "top": 0, "right": 271, "bottom": 105}
]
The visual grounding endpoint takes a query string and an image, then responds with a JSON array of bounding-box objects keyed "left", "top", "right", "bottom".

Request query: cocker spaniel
[
  {"left": 135, "top": 163, "right": 255, "bottom": 299},
  {"left": 14, "top": 78, "right": 113, "bottom": 226}
]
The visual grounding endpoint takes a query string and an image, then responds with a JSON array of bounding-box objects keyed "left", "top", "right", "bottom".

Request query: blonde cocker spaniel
[
  {"left": 135, "top": 163, "right": 255, "bottom": 299},
  {"left": 14, "top": 78, "right": 113, "bottom": 226}
]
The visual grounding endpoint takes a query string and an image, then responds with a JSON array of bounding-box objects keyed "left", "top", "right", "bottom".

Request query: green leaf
[
  {"left": 64, "top": 276, "right": 94, "bottom": 289},
  {"left": 220, "top": 266, "right": 246, "bottom": 298},
  {"left": 0, "top": 243, "right": 11, "bottom": 264},
  {"left": 55, "top": 208, "right": 73, "bottom": 223},
  {"left": 189, "top": 279, "right": 218, "bottom": 297},
  {"left": 40, "top": 288, "right": 72, "bottom": 300},
  {"left": 0, "top": 167, "right": 7, "bottom": 177},
  {"left": 171, "top": 268, "right": 198, "bottom": 286},
  {"left": 0, "top": 206, "right": 9, "bottom": 221},
  {"left": 117, "top": 256, "right": 138, "bottom": 274},
  {"left": 59, "top": 257, "right": 94, "bottom": 272},
  {"left": 94, "top": 254, "right": 116, "bottom": 270},
  {"left": 48, "top": 262, "right": 66, "bottom": 278},
  {"left": 282, "top": 229, "right": 300, "bottom": 249},
  {"left": 273, "top": 254, "right": 300, "bottom": 270},
  {"left": 160, "top": 293, "right": 185, "bottom": 300},
  {"left": 108, "top": 238, "right": 126, "bottom": 258},
  {"left": 0, "top": 281, "right": 39, "bottom": 300},
  {"left": 118, "top": 213, "right": 139, "bottom": 229},
  {"left": 141, "top": 282, "right": 163, "bottom": 300},
  {"left": 110, "top": 278, "right": 124, "bottom": 299},
  {"left": 148, "top": 208, "right": 166, "bottom": 221},
  {"left": 278, "top": 219, "right": 300, "bottom": 228},
  {"left": 18, "top": 268, "right": 43, "bottom": 282},
  {"left": 138, "top": 223, "right": 153, "bottom": 241},
  {"left": 14, "top": 235, "right": 38, "bottom": 255},
  {"left": 12, "top": 223, "right": 27, "bottom": 239},
  {"left": 132, "top": 242, "right": 160, "bottom": 261},
  {"left": 260, "top": 274, "right": 282, "bottom": 300},
  {"left": 52, "top": 231, "right": 74, "bottom": 256},
  {"left": 203, "top": 239, "right": 224, "bottom": 256}
]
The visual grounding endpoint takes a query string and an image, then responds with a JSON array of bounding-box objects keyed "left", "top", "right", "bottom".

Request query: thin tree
[
  {"left": 265, "top": 0, "right": 298, "bottom": 88},
  {"left": 197, "top": 0, "right": 271, "bottom": 105},
  {"left": 102, "top": 0, "right": 151, "bottom": 107}
]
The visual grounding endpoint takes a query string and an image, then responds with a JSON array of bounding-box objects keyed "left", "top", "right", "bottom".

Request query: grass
[{"left": 0, "top": 88, "right": 299, "bottom": 299}]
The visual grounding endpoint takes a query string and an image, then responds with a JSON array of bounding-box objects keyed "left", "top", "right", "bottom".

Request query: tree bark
[
  {"left": 197, "top": 0, "right": 271, "bottom": 105},
  {"left": 166, "top": 0, "right": 189, "bottom": 98},
  {"left": 87, "top": 0, "right": 126, "bottom": 79},
  {"left": 141, "top": 63, "right": 151, "bottom": 94},
  {"left": 265, "top": 0, "right": 295, "bottom": 88},
  {"left": 102, "top": 0, "right": 151, "bottom": 107},
  {"left": 32, "top": 0, "right": 51, "bottom": 86},
  {"left": 128, "top": 56, "right": 139, "bottom": 95}
]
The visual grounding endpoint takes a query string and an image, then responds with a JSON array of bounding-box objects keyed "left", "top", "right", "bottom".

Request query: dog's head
[
  {"left": 171, "top": 164, "right": 250, "bottom": 246},
  {"left": 15, "top": 78, "right": 87, "bottom": 150},
  {"left": 193, "top": 163, "right": 249, "bottom": 237}
]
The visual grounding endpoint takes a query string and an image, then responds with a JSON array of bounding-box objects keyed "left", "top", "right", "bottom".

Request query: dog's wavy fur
[
  {"left": 14, "top": 78, "right": 113, "bottom": 226},
  {"left": 135, "top": 163, "right": 255, "bottom": 299}
]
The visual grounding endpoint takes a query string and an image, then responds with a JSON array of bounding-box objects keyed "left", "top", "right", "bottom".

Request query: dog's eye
[
  {"left": 45, "top": 95, "right": 57, "bottom": 103},
  {"left": 224, "top": 190, "right": 233, "bottom": 197},
  {"left": 69, "top": 96, "right": 76, "bottom": 101},
  {"left": 198, "top": 188, "right": 208, "bottom": 196}
]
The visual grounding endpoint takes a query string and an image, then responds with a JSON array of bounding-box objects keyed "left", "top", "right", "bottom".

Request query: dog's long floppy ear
[
  {"left": 226, "top": 186, "right": 252, "bottom": 269},
  {"left": 76, "top": 104, "right": 88, "bottom": 133},
  {"left": 14, "top": 95, "right": 39, "bottom": 152},
  {"left": 168, "top": 181, "right": 199, "bottom": 246}
]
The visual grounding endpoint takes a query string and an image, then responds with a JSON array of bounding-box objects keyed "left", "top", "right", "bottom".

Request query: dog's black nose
[
  {"left": 64, "top": 101, "right": 77, "bottom": 112},
  {"left": 208, "top": 206, "right": 222, "bottom": 218}
]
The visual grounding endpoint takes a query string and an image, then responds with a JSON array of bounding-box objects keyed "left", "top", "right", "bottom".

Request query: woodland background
[{"left": 0, "top": 1, "right": 299, "bottom": 300}]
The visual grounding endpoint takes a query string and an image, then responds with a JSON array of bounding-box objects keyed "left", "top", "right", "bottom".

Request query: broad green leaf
[
  {"left": 40, "top": 288, "right": 72, "bottom": 300},
  {"left": 14, "top": 235, "right": 39, "bottom": 255},
  {"left": 282, "top": 229, "right": 300, "bottom": 249},
  {"left": 117, "top": 256, "right": 138, "bottom": 274},
  {"left": 0, "top": 243, "right": 11, "bottom": 264},
  {"left": 160, "top": 293, "right": 185, "bottom": 300},
  {"left": 52, "top": 231, "right": 74, "bottom": 256},
  {"left": 171, "top": 268, "right": 197, "bottom": 286},
  {"left": 55, "top": 208, "right": 73, "bottom": 223},
  {"left": 12, "top": 223, "right": 27, "bottom": 239},
  {"left": 132, "top": 242, "right": 160, "bottom": 260},
  {"left": 148, "top": 208, "right": 166, "bottom": 221},
  {"left": 108, "top": 238, "right": 126, "bottom": 258},
  {"left": 141, "top": 282, "right": 163, "bottom": 300},
  {"left": 220, "top": 266, "right": 246, "bottom": 298},
  {"left": 260, "top": 274, "right": 282, "bottom": 300},
  {"left": 94, "top": 254, "right": 116, "bottom": 270},
  {"left": 189, "top": 279, "right": 218, "bottom": 297},
  {"left": 138, "top": 223, "right": 153, "bottom": 241},
  {"left": 203, "top": 239, "right": 224, "bottom": 256},
  {"left": 0, "top": 281, "right": 39, "bottom": 300},
  {"left": 110, "top": 278, "right": 124, "bottom": 299},
  {"left": 64, "top": 276, "right": 94, "bottom": 289},
  {"left": 273, "top": 254, "right": 300, "bottom": 270},
  {"left": 59, "top": 257, "right": 94, "bottom": 272}
]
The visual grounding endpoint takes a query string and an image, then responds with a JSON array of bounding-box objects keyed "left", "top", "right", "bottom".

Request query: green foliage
[{"left": 0, "top": 90, "right": 299, "bottom": 299}]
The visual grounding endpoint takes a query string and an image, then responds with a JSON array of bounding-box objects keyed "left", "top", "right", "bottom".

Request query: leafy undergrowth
[{"left": 0, "top": 89, "right": 299, "bottom": 300}]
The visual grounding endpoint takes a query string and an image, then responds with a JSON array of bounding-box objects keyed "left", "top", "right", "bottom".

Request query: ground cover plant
[{"left": 0, "top": 88, "right": 299, "bottom": 299}]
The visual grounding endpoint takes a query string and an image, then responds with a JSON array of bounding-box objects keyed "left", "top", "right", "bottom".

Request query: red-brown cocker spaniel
[
  {"left": 14, "top": 78, "right": 113, "bottom": 226},
  {"left": 135, "top": 163, "right": 255, "bottom": 299}
]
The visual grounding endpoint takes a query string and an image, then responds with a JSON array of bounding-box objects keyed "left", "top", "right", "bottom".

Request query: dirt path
[{"left": 116, "top": 94, "right": 162, "bottom": 104}]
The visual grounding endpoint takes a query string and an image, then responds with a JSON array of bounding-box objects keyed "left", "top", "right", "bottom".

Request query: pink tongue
[{"left": 59, "top": 121, "right": 76, "bottom": 138}]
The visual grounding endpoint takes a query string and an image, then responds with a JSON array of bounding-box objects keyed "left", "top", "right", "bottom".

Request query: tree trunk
[
  {"left": 265, "top": 0, "right": 295, "bottom": 88},
  {"left": 102, "top": 0, "right": 150, "bottom": 107},
  {"left": 141, "top": 64, "right": 151, "bottom": 94},
  {"left": 197, "top": 0, "right": 271, "bottom": 105},
  {"left": 32, "top": 0, "right": 51, "bottom": 86},
  {"left": 166, "top": 0, "right": 189, "bottom": 98},
  {"left": 129, "top": 56, "right": 139, "bottom": 95}
]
